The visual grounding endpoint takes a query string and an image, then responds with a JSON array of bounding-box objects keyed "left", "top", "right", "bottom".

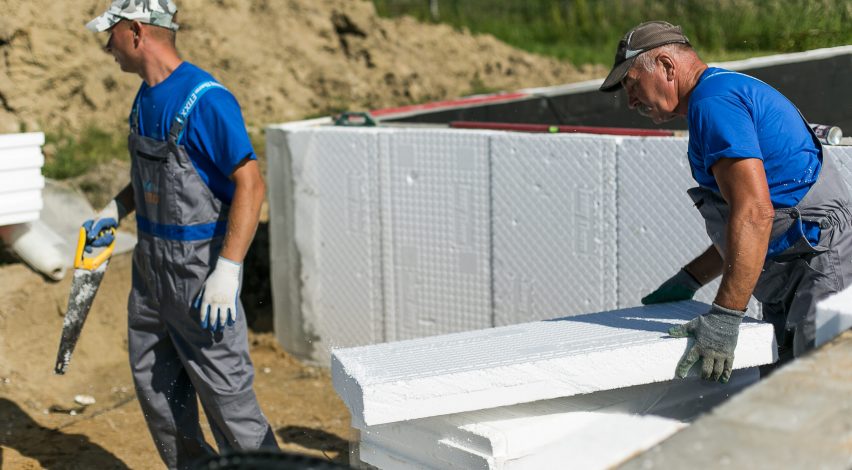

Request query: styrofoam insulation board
[
  {"left": 332, "top": 300, "right": 777, "bottom": 427},
  {"left": 615, "top": 137, "right": 762, "bottom": 316},
  {"left": 363, "top": 414, "right": 682, "bottom": 470},
  {"left": 0, "top": 169, "right": 45, "bottom": 194},
  {"left": 491, "top": 134, "right": 617, "bottom": 325},
  {"left": 358, "top": 368, "right": 758, "bottom": 470},
  {"left": 273, "top": 127, "right": 385, "bottom": 363},
  {"left": 0, "top": 190, "right": 43, "bottom": 214},
  {"left": 815, "top": 285, "right": 852, "bottom": 348},
  {"left": 0, "top": 145, "right": 45, "bottom": 172},
  {"left": 380, "top": 130, "right": 493, "bottom": 341},
  {"left": 0, "top": 211, "right": 40, "bottom": 227},
  {"left": 0, "top": 132, "right": 44, "bottom": 150}
]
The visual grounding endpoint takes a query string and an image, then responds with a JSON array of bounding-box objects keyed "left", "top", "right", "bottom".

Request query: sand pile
[{"left": 0, "top": 0, "right": 600, "bottom": 134}]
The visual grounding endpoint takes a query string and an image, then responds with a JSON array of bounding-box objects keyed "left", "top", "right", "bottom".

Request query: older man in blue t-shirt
[{"left": 600, "top": 21, "right": 852, "bottom": 382}]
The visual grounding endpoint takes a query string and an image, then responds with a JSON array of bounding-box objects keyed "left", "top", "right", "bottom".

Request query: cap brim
[
  {"left": 599, "top": 57, "right": 636, "bottom": 92},
  {"left": 86, "top": 12, "right": 120, "bottom": 33}
]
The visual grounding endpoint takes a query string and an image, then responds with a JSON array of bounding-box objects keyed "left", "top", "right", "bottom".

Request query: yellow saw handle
[{"left": 74, "top": 226, "right": 116, "bottom": 270}]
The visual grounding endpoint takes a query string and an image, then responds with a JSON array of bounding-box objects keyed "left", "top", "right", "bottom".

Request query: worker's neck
[
  {"left": 138, "top": 47, "right": 183, "bottom": 87},
  {"left": 674, "top": 60, "right": 708, "bottom": 116}
]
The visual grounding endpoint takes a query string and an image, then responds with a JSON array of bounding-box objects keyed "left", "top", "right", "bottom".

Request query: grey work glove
[
  {"left": 641, "top": 268, "right": 702, "bottom": 305},
  {"left": 669, "top": 303, "right": 745, "bottom": 383}
]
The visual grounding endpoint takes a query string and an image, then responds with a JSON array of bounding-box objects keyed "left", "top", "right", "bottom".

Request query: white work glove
[{"left": 195, "top": 256, "right": 242, "bottom": 332}]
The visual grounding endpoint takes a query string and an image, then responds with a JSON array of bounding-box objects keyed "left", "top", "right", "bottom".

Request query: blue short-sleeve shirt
[
  {"left": 131, "top": 62, "right": 255, "bottom": 205},
  {"left": 687, "top": 67, "right": 822, "bottom": 250}
]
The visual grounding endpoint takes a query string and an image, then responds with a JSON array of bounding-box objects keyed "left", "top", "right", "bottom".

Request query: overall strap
[
  {"left": 130, "top": 90, "right": 144, "bottom": 135},
  {"left": 168, "top": 81, "right": 227, "bottom": 144}
]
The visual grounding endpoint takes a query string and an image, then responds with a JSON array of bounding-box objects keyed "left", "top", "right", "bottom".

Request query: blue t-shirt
[
  {"left": 687, "top": 67, "right": 822, "bottom": 251},
  {"left": 131, "top": 62, "right": 255, "bottom": 205}
]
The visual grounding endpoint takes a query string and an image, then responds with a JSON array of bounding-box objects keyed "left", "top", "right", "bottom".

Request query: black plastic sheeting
[{"left": 384, "top": 53, "right": 851, "bottom": 132}]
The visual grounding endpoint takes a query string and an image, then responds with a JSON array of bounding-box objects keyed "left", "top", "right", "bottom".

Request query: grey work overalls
[
  {"left": 127, "top": 81, "right": 277, "bottom": 469},
  {"left": 688, "top": 109, "right": 852, "bottom": 360}
]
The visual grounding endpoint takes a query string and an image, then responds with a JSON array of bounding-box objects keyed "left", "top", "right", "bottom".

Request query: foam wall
[{"left": 266, "top": 123, "right": 852, "bottom": 364}]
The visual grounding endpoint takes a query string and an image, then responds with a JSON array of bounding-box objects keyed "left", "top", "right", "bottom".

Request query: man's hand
[
  {"left": 82, "top": 199, "right": 125, "bottom": 252},
  {"left": 195, "top": 256, "right": 242, "bottom": 332},
  {"left": 641, "top": 268, "right": 702, "bottom": 305},
  {"left": 669, "top": 303, "right": 745, "bottom": 383}
]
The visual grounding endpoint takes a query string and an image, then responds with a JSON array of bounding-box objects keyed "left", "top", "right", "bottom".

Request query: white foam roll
[{"left": 0, "top": 220, "right": 68, "bottom": 281}]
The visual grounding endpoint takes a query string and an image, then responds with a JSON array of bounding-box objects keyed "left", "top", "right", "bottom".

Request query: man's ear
[
  {"left": 130, "top": 21, "right": 143, "bottom": 46},
  {"left": 658, "top": 54, "right": 676, "bottom": 81}
]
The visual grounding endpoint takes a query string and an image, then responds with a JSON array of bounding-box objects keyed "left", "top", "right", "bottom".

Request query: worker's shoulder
[{"left": 692, "top": 68, "right": 778, "bottom": 104}]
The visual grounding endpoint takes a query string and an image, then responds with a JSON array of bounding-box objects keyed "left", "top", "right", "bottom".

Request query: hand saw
[{"left": 53, "top": 225, "right": 116, "bottom": 375}]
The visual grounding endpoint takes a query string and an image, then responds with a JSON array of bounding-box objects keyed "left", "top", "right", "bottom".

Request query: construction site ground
[{"left": 0, "top": 235, "right": 354, "bottom": 469}]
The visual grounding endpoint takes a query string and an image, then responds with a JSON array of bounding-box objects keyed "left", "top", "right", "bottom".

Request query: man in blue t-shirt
[
  {"left": 600, "top": 21, "right": 852, "bottom": 382},
  {"left": 83, "top": 1, "right": 279, "bottom": 466}
]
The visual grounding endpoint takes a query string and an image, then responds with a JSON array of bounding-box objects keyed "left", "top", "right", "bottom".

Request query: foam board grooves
[
  {"left": 492, "top": 134, "right": 617, "bottom": 325},
  {"left": 295, "top": 129, "right": 384, "bottom": 360},
  {"left": 380, "top": 130, "right": 492, "bottom": 341}
]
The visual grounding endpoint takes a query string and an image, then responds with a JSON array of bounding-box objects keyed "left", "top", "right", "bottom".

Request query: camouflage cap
[{"left": 86, "top": 0, "right": 179, "bottom": 33}]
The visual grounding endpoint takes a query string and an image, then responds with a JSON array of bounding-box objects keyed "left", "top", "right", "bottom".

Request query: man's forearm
[
  {"left": 220, "top": 161, "right": 265, "bottom": 263},
  {"left": 115, "top": 183, "right": 136, "bottom": 219},
  {"left": 714, "top": 205, "right": 773, "bottom": 310},
  {"left": 684, "top": 245, "right": 724, "bottom": 286}
]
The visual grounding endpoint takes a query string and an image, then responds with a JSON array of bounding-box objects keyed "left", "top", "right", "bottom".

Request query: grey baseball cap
[
  {"left": 599, "top": 21, "right": 690, "bottom": 92},
  {"left": 86, "top": 0, "right": 180, "bottom": 33}
]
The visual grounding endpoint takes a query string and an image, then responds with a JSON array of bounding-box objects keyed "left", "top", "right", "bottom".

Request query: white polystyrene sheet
[
  {"left": 0, "top": 211, "right": 39, "bottom": 227},
  {"left": 333, "top": 300, "right": 777, "bottom": 427},
  {"left": 293, "top": 128, "right": 384, "bottom": 361},
  {"left": 359, "top": 368, "right": 757, "bottom": 470},
  {"left": 0, "top": 190, "right": 42, "bottom": 214},
  {"left": 362, "top": 413, "right": 683, "bottom": 470},
  {"left": 616, "top": 137, "right": 761, "bottom": 315},
  {"left": 826, "top": 146, "right": 852, "bottom": 189},
  {"left": 0, "top": 132, "right": 44, "bottom": 150},
  {"left": 0, "top": 146, "right": 45, "bottom": 171},
  {"left": 380, "top": 130, "right": 492, "bottom": 341},
  {"left": 491, "top": 134, "right": 617, "bottom": 325},
  {"left": 815, "top": 284, "right": 852, "bottom": 348},
  {"left": 0, "top": 169, "right": 45, "bottom": 194}
]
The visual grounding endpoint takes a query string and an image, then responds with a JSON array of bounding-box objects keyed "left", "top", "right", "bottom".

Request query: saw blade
[{"left": 54, "top": 260, "right": 109, "bottom": 375}]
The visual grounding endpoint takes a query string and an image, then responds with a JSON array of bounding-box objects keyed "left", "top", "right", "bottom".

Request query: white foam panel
[
  {"left": 294, "top": 128, "right": 384, "bottom": 359},
  {"left": 0, "top": 132, "right": 44, "bottom": 150},
  {"left": 616, "top": 137, "right": 762, "bottom": 315},
  {"left": 379, "top": 130, "right": 492, "bottom": 341},
  {"left": 826, "top": 146, "right": 852, "bottom": 188},
  {"left": 491, "top": 134, "right": 617, "bottom": 325},
  {"left": 358, "top": 368, "right": 758, "bottom": 469},
  {"left": 0, "top": 169, "right": 45, "bottom": 194},
  {"left": 815, "top": 285, "right": 852, "bottom": 347},
  {"left": 333, "top": 300, "right": 776, "bottom": 427}
]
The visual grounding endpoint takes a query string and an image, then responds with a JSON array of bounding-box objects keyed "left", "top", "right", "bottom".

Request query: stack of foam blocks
[
  {"left": 333, "top": 301, "right": 778, "bottom": 469},
  {"left": 0, "top": 133, "right": 45, "bottom": 226}
]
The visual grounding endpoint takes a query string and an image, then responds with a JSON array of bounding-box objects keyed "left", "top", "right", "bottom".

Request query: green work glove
[
  {"left": 669, "top": 303, "right": 745, "bottom": 383},
  {"left": 641, "top": 268, "right": 702, "bottom": 305}
]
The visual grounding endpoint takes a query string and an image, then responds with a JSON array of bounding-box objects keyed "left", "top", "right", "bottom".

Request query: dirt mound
[{"left": 0, "top": 0, "right": 601, "bottom": 134}]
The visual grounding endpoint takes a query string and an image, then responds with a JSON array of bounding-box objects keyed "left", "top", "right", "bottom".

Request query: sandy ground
[{"left": 0, "top": 233, "right": 352, "bottom": 469}]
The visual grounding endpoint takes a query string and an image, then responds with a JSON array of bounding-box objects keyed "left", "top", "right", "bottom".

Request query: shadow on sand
[
  {"left": 276, "top": 425, "right": 349, "bottom": 464},
  {"left": 0, "top": 397, "right": 129, "bottom": 469}
]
